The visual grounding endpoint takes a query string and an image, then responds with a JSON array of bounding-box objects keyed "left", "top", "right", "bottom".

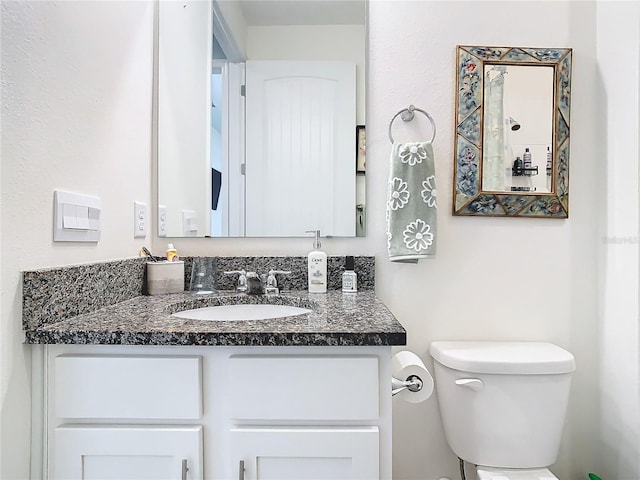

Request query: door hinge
[
  {"left": 241, "top": 163, "right": 246, "bottom": 176},
  {"left": 240, "top": 85, "right": 246, "bottom": 97}
]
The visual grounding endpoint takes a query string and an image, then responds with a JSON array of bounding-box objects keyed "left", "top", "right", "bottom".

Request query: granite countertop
[{"left": 24, "top": 290, "right": 407, "bottom": 347}]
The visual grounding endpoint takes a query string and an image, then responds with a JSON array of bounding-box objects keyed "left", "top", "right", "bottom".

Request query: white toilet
[{"left": 429, "top": 341, "right": 575, "bottom": 480}]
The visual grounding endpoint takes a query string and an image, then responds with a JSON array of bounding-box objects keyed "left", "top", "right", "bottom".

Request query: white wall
[
  {"left": 0, "top": 2, "right": 154, "bottom": 478},
  {"left": 167, "top": 2, "right": 602, "bottom": 479},
  {"left": 158, "top": 1, "right": 212, "bottom": 237},
  {"left": 2, "top": 1, "right": 633, "bottom": 480},
  {"left": 597, "top": 2, "right": 640, "bottom": 479},
  {"left": 247, "top": 25, "right": 367, "bottom": 125}
]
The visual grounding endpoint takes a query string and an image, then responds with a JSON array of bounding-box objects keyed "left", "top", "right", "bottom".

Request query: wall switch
[
  {"left": 181, "top": 209, "right": 198, "bottom": 237},
  {"left": 158, "top": 205, "right": 168, "bottom": 237},
  {"left": 54, "top": 190, "right": 101, "bottom": 242},
  {"left": 134, "top": 201, "right": 147, "bottom": 238}
]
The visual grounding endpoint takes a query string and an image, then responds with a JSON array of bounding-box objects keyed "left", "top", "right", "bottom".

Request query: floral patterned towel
[{"left": 386, "top": 141, "right": 437, "bottom": 263}]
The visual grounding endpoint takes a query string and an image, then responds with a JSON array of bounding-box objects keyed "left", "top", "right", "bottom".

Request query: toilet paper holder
[{"left": 391, "top": 374, "right": 424, "bottom": 396}]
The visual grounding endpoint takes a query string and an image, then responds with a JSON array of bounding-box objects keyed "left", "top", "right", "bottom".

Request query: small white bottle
[
  {"left": 342, "top": 256, "right": 357, "bottom": 293},
  {"left": 306, "top": 230, "right": 327, "bottom": 293},
  {"left": 523, "top": 147, "right": 532, "bottom": 170},
  {"left": 166, "top": 243, "right": 179, "bottom": 262}
]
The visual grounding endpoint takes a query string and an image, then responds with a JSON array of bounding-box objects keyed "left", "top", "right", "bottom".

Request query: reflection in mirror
[
  {"left": 157, "top": 0, "right": 366, "bottom": 238},
  {"left": 453, "top": 45, "right": 572, "bottom": 218},
  {"left": 482, "top": 65, "right": 553, "bottom": 194}
]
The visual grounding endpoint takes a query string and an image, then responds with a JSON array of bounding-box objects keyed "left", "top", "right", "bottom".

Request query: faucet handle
[
  {"left": 223, "top": 270, "right": 247, "bottom": 293},
  {"left": 265, "top": 270, "right": 291, "bottom": 294},
  {"left": 269, "top": 270, "right": 292, "bottom": 275},
  {"left": 224, "top": 269, "right": 246, "bottom": 275},
  {"left": 267, "top": 270, "right": 291, "bottom": 285}
]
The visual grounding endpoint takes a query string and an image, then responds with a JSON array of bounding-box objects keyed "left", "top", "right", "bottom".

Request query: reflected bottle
[
  {"left": 512, "top": 157, "right": 523, "bottom": 176},
  {"left": 523, "top": 148, "right": 532, "bottom": 171}
]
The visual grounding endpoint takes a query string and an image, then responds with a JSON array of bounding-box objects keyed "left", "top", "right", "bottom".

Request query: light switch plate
[
  {"left": 54, "top": 190, "right": 101, "bottom": 242},
  {"left": 134, "top": 201, "right": 147, "bottom": 238},
  {"left": 158, "top": 205, "right": 168, "bottom": 237},
  {"left": 181, "top": 209, "right": 198, "bottom": 237}
]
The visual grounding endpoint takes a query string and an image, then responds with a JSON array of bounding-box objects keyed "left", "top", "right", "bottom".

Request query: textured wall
[
  {"left": 169, "top": 2, "right": 601, "bottom": 479},
  {"left": 1, "top": 2, "right": 154, "bottom": 478},
  {"left": 1, "top": 1, "right": 623, "bottom": 479},
  {"left": 597, "top": 2, "right": 640, "bottom": 479}
]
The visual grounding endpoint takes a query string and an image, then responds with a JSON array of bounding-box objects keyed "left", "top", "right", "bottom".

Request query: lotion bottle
[{"left": 306, "top": 230, "right": 327, "bottom": 293}]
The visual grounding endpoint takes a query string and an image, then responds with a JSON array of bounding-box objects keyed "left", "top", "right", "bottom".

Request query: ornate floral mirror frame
[{"left": 453, "top": 45, "right": 572, "bottom": 218}]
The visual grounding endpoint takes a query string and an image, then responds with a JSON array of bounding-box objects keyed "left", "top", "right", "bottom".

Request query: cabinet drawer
[
  {"left": 229, "top": 355, "right": 378, "bottom": 420},
  {"left": 54, "top": 355, "right": 202, "bottom": 419}
]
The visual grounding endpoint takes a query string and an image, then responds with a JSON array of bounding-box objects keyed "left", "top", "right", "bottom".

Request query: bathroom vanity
[
  {"left": 24, "top": 259, "right": 405, "bottom": 480},
  {"left": 43, "top": 343, "right": 390, "bottom": 480}
]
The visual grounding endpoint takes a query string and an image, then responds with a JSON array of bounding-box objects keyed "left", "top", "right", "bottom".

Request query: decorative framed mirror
[{"left": 452, "top": 45, "right": 572, "bottom": 218}]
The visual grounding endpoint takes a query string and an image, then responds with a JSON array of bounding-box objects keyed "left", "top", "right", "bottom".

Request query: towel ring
[{"left": 388, "top": 105, "right": 436, "bottom": 144}]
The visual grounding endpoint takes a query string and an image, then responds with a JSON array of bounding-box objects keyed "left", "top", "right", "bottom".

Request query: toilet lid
[
  {"left": 476, "top": 467, "right": 558, "bottom": 480},
  {"left": 430, "top": 341, "right": 575, "bottom": 374}
]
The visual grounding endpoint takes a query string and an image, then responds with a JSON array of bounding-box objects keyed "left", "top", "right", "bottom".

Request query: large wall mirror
[
  {"left": 453, "top": 45, "right": 572, "bottom": 218},
  {"left": 157, "top": 0, "right": 367, "bottom": 238}
]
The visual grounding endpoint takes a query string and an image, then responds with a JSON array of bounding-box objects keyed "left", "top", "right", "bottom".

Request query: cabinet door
[
  {"left": 230, "top": 427, "right": 378, "bottom": 480},
  {"left": 53, "top": 426, "right": 202, "bottom": 480}
]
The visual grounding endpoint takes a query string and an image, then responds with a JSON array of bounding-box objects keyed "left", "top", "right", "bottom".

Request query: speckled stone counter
[
  {"left": 24, "top": 290, "right": 406, "bottom": 346},
  {"left": 22, "top": 255, "right": 404, "bottom": 346}
]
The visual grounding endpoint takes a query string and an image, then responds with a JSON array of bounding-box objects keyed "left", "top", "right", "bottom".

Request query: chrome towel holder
[{"left": 388, "top": 104, "right": 436, "bottom": 144}]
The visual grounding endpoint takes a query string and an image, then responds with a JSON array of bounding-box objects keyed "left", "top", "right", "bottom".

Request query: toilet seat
[{"left": 476, "top": 467, "right": 558, "bottom": 480}]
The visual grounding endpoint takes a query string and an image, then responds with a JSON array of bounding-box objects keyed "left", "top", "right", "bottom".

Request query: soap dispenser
[{"left": 306, "top": 230, "right": 327, "bottom": 293}]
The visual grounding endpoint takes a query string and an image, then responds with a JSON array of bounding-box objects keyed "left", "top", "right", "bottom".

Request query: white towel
[{"left": 386, "top": 141, "right": 437, "bottom": 263}]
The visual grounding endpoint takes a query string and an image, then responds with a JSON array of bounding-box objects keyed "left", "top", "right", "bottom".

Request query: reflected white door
[{"left": 245, "top": 61, "right": 356, "bottom": 237}]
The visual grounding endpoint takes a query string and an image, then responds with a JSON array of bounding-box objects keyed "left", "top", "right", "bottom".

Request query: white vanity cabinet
[
  {"left": 38, "top": 345, "right": 393, "bottom": 480},
  {"left": 49, "top": 353, "right": 203, "bottom": 480}
]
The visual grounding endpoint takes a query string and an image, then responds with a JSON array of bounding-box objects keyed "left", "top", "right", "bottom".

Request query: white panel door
[
  {"left": 53, "top": 426, "right": 202, "bottom": 480},
  {"left": 230, "top": 427, "right": 379, "bottom": 480},
  {"left": 245, "top": 61, "right": 356, "bottom": 237}
]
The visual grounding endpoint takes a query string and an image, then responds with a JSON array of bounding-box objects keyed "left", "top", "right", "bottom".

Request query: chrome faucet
[
  {"left": 245, "top": 272, "right": 264, "bottom": 295},
  {"left": 223, "top": 270, "right": 247, "bottom": 293},
  {"left": 265, "top": 270, "right": 291, "bottom": 295},
  {"left": 224, "top": 269, "right": 291, "bottom": 295}
]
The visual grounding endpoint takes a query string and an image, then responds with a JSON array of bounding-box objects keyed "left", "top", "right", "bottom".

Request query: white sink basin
[{"left": 171, "top": 304, "right": 312, "bottom": 321}]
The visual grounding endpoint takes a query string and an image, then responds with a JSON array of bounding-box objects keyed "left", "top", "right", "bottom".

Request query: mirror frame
[{"left": 452, "top": 45, "right": 572, "bottom": 218}]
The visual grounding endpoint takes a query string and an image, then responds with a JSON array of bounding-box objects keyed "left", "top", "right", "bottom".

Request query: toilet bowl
[{"left": 429, "top": 341, "right": 575, "bottom": 480}]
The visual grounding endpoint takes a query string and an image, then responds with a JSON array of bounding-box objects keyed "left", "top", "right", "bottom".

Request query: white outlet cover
[{"left": 134, "top": 201, "right": 147, "bottom": 238}]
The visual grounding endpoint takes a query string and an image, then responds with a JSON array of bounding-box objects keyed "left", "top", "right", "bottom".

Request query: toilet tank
[{"left": 429, "top": 341, "right": 575, "bottom": 469}]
